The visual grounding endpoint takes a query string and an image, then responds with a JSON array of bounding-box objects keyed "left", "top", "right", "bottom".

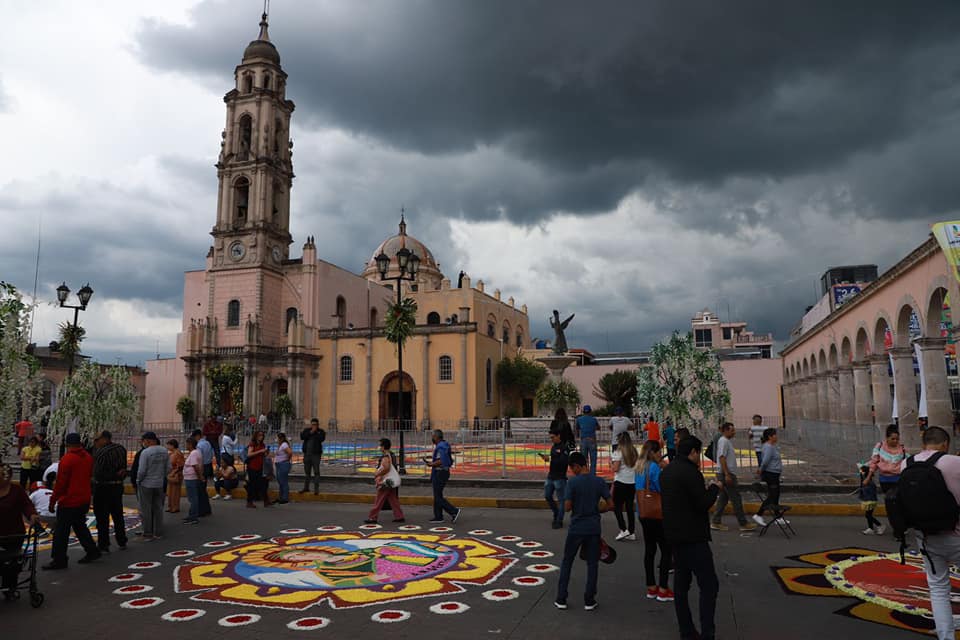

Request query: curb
[{"left": 120, "top": 485, "right": 882, "bottom": 516}]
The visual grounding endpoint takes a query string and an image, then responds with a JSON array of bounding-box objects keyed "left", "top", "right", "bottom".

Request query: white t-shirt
[
  {"left": 716, "top": 436, "right": 737, "bottom": 475},
  {"left": 221, "top": 433, "right": 236, "bottom": 458},
  {"left": 30, "top": 488, "right": 55, "bottom": 518},
  {"left": 43, "top": 463, "right": 59, "bottom": 485},
  {"left": 902, "top": 450, "right": 960, "bottom": 535},
  {"left": 610, "top": 449, "right": 636, "bottom": 484},
  {"left": 610, "top": 416, "right": 632, "bottom": 444},
  {"left": 748, "top": 425, "right": 769, "bottom": 452}
]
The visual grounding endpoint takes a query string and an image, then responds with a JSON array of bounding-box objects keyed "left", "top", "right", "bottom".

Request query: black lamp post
[
  {"left": 56, "top": 282, "right": 93, "bottom": 376},
  {"left": 375, "top": 244, "right": 420, "bottom": 474}
]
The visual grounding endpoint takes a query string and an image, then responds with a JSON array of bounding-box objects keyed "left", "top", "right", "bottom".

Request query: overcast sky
[{"left": 2, "top": 0, "right": 958, "bottom": 366}]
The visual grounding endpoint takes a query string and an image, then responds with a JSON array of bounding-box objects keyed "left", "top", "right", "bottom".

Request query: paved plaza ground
[{"left": 2, "top": 494, "right": 932, "bottom": 640}]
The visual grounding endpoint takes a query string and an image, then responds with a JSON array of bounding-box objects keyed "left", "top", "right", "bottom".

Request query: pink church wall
[{"left": 144, "top": 354, "right": 186, "bottom": 424}]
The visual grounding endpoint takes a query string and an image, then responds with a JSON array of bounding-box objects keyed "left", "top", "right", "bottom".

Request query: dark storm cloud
[{"left": 136, "top": 0, "right": 960, "bottom": 223}]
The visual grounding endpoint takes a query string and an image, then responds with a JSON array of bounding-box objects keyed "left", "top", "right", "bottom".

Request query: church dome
[
  {"left": 362, "top": 216, "right": 444, "bottom": 288},
  {"left": 242, "top": 13, "right": 280, "bottom": 64}
]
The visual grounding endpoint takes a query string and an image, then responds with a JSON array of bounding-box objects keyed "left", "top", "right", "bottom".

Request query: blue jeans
[
  {"left": 544, "top": 478, "right": 567, "bottom": 523},
  {"left": 556, "top": 532, "right": 600, "bottom": 604},
  {"left": 276, "top": 461, "right": 291, "bottom": 501},
  {"left": 581, "top": 438, "right": 597, "bottom": 475},
  {"left": 431, "top": 469, "right": 458, "bottom": 520},
  {"left": 185, "top": 479, "right": 203, "bottom": 521}
]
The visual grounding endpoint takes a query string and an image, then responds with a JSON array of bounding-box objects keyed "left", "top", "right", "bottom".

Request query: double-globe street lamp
[
  {"left": 56, "top": 282, "right": 93, "bottom": 376},
  {"left": 375, "top": 244, "right": 420, "bottom": 475}
]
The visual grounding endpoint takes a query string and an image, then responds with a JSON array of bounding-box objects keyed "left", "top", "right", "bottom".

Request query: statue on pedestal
[{"left": 550, "top": 309, "right": 575, "bottom": 355}]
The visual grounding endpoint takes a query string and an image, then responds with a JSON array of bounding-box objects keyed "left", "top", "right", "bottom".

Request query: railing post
[
  {"left": 399, "top": 430, "right": 407, "bottom": 475},
  {"left": 501, "top": 420, "right": 507, "bottom": 479}
]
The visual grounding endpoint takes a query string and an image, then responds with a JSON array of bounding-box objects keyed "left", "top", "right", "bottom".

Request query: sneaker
[
  {"left": 861, "top": 527, "right": 875, "bottom": 535},
  {"left": 584, "top": 600, "right": 598, "bottom": 611},
  {"left": 429, "top": 518, "right": 444, "bottom": 524},
  {"left": 222, "top": 495, "right": 233, "bottom": 501},
  {"left": 615, "top": 530, "right": 629, "bottom": 541},
  {"left": 211, "top": 494, "right": 221, "bottom": 500},
  {"left": 656, "top": 588, "right": 675, "bottom": 602},
  {"left": 452, "top": 508, "right": 462, "bottom": 524},
  {"left": 739, "top": 522, "right": 758, "bottom": 532},
  {"left": 874, "top": 524, "right": 886, "bottom": 535},
  {"left": 183, "top": 519, "right": 199, "bottom": 525},
  {"left": 752, "top": 514, "right": 768, "bottom": 527},
  {"left": 625, "top": 533, "right": 636, "bottom": 541},
  {"left": 554, "top": 600, "right": 568, "bottom": 610},
  {"left": 710, "top": 523, "right": 729, "bottom": 531},
  {"left": 646, "top": 587, "right": 659, "bottom": 599}
]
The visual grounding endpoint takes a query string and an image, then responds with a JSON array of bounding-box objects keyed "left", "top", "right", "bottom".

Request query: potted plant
[{"left": 176, "top": 395, "right": 195, "bottom": 426}]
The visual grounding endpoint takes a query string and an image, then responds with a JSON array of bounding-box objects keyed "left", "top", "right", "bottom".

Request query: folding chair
[{"left": 751, "top": 481, "right": 796, "bottom": 538}]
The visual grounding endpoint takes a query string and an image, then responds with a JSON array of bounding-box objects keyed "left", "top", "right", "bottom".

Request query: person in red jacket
[{"left": 43, "top": 433, "right": 100, "bottom": 570}]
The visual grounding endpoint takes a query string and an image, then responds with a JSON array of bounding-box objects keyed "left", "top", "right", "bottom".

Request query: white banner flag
[
  {"left": 890, "top": 353, "right": 898, "bottom": 421},
  {"left": 915, "top": 342, "right": 928, "bottom": 419}
]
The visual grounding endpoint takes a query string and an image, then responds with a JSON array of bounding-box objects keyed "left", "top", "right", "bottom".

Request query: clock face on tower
[
  {"left": 272, "top": 246, "right": 282, "bottom": 263},
  {"left": 229, "top": 241, "right": 246, "bottom": 261}
]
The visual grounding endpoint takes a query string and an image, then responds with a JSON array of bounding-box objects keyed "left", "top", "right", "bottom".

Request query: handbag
[
  {"left": 637, "top": 466, "right": 663, "bottom": 520},
  {"left": 382, "top": 453, "right": 402, "bottom": 489}
]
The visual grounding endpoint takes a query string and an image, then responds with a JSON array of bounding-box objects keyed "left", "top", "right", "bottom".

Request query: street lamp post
[
  {"left": 56, "top": 282, "right": 94, "bottom": 376},
  {"left": 375, "top": 245, "right": 420, "bottom": 474}
]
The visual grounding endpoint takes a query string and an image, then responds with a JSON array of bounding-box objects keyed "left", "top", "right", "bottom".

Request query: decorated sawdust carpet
[{"left": 774, "top": 547, "right": 958, "bottom": 636}]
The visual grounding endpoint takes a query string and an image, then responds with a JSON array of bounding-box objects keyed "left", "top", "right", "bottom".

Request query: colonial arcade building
[
  {"left": 780, "top": 235, "right": 959, "bottom": 447},
  {"left": 143, "top": 14, "right": 530, "bottom": 429}
]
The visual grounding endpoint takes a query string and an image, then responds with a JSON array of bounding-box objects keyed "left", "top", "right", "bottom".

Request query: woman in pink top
[
  {"left": 182, "top": 437, "right": 203, "bottom": 524},
  {"left": 865, "top": 424, "right": 907, "bottom": 495},
  {"left": 275, "top": 433, "right": 293, "bottom": 504}
]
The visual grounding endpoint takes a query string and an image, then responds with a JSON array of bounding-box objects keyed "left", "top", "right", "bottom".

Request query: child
[
  {"left": 555, "top": 451, "right": 612, "bottom": 611},
  {"left": 858, "top": 465, "right": 884, "bottom": 535},
  {"left": 539, "top": 428, "right": 569, "bottom": 529}
]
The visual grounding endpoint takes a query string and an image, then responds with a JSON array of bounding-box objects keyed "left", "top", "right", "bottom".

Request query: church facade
[{"left": 143, "top": 14, "right": 530, "bottom": 430}]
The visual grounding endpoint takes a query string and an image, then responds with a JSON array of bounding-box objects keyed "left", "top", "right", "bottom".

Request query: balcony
[{"left": 735, "top": 333, "right": 773, "bottom": 345}]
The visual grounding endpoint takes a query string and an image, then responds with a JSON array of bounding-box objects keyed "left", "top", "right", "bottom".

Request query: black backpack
[{"left": 886, "top": 452, "right": 960, "bottom": 572}]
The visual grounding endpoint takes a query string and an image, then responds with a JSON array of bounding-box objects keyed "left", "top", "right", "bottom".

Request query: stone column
[
  {"left": 460, "top": 331, "right": 469, "bottom": 429},
  {"left": 853, "top": 361, "right": 873, "bottom": 425},
  {"left": 199, "top": 365, "right": 209, "bottom": 419},
  {"left": 421, "top": 336, "right": 431, "bottom": 430},
  {"left": 837, "top": 365, "right": 855, "bottom": 424},
  {"left": 816, "top": 374, "right": 829, "bottom": 422},
  {"left": 890, "top": 347, "right": 919, "bottom": 430},
  {"left": 364, "top": 336, "right": 373, "bottom": 431},
  {"left": 916, "top": 337, "right": 952, "bottom": 428},
  {"left": 829, "top": 371, "right": 841, "bottom": 422},
  {"left": 869, "top": 355, "right": 893, "bottom": 425},
  {"left": 329, "top": 336, "right": 338, "bottom": 430}
]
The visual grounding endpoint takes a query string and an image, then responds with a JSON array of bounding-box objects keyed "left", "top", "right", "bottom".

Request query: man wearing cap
[
  {"left": 43, "top": 433, "right": 99, "bottom": 570},
  {"left": 575, "top": 405, "right": 599, "bottom": 475},
  {"left": 92, "top": 430, "right": 128, "bottom": 552},
  {"left": 136, "top": 432, "right": 170, "bottom": 540}
]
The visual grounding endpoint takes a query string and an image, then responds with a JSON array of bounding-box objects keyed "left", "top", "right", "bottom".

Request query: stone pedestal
[
  {"left": 916, "top": 337, "right": 952, "bottom": 428},
  {"left": 536, "top": 354, "right": 578, "bottom": 416}
]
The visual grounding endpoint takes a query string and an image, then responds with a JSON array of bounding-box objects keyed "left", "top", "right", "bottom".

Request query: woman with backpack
[{"left": 865, "top": 424, "right": 907, "bottom": 496}]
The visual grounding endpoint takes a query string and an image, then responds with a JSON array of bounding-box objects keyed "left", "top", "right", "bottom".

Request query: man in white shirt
[
  {"left": 747, "top": 414, "right": 769, "bottom": 465},
  {"left": 710, "top": 422, "right": 757, "bottom": 533},
  {"left": 30, "top": 481, "right": 57, "bottom": 523},
  {"left": 901, "top": 426, "right": 960, "bottom": 640},
  {"left": 610, "top": 406, "right": 633, "bottom": 447}
]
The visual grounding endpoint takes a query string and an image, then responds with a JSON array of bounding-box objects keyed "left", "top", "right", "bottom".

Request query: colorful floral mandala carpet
[
  {"left": 108, "top": 524, "right": 557, "bottom": 630},
  {"left": 774, "top": 547, "right": 959, "bottom": 636}
]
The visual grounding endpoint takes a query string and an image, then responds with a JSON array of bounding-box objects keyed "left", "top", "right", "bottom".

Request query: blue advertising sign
[{"left": 832, "top": 284, "right": 862, "bottom": 309}]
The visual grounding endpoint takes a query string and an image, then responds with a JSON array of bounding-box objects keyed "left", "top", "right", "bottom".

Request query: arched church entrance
[{"left": 378, "top": 371, "right": 416, "bottom": 430}]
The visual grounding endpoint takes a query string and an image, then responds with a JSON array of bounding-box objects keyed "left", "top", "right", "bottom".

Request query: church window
[
  {"left": 238, "top": 115, "right": 253, "bottom": 158},
  {"left": 285, "top": 307, "right": 298, "bottom": 334},
  {"left": 426, "top": 312, "right": 441, "bottom": 325},
  {"left": 485, "top": 359, "right": 493, "bottom": 404},
  {"left": 516, "top": 329, "right": 524, "bottom": 348},
  {"left": 339, "top": 355, "right": 353, "bottom": 382},
  {"left": 439, "top": 355, "right": 453, "bottom": 382},
  {"left": 335, "top": 296, "right": 347, "bottom": 329},
  {"left": 487, "top": 323, "right": 495, "bottom": 338},
  {"left": 227, "top": 300, "right": 240, "bottom": 327},
  {"left": 502, "top": 325, "right": 510, "bottom": 344},
  {"left": 234, "top": 177, "right": 250, "bottom": 223},
  {"left": 243, "top": 74, "right": 253, "bottom": 93},
  {"left": 262, "top": 73, "right": 271, "bottom": 90},
  {"left": 273, "top": 119, "right": 283, "bottom": 155},
  {"left": 272, "top": 182, "right": 282, "bottom": 220}
]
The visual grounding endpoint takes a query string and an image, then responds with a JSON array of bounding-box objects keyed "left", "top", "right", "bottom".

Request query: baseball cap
[
  {"left": 582, "top": 405, "right": 592, "bottom": 413},
  {"left": 64, "top": 433, "right": 82, "bottom": 446}
]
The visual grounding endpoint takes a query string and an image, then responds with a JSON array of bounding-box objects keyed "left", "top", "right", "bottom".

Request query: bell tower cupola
[{"left": 211, "top": 8, "right": 295, "bottom": 271}]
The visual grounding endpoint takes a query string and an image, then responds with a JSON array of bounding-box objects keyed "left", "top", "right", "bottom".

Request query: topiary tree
[
  {"left": 535, "top": 378, "right": 581, "bottom": 415},
  {"left": 274, "top": 393, "right": 294, "bottom": 428},
  {"left": 496, "top": 356, "right": 548, "bottom": 415},
  {"left": 49, "top": 362, "right": 141, "bottom": 442},
  {"left": 57, "top": 321, "right": 86, "bottom": 371},
  {"left": 593, "top": 369, "right": 638, "bottom": 415},
  {"left": 176, "top": 395, "right": 195, "bottom": 425},
  {"left": 636, "top": 331, "right": 730, "bottom": 430},
  {"left": 0, "top": 282, "right": 42, "bottom": 453},
  {"left": 206, "top": 364, "right": 244, "bottom": 415}
]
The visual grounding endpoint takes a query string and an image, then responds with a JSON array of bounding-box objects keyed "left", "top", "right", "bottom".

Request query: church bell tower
[{"left": 211, "top": 11, "right": 295, "bottom": 271}]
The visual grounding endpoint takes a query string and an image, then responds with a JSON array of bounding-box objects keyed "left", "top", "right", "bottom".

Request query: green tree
[
  {"left": 176, "top": 395, "right": 195, "bottom": 423},
  {"left": 593, "top": 369, "right": 638, "bottom": 415},
  {"left": 496, "top": 356, "right": 548, "bottom": 414},
  {"left": 57, "top": 320, "right": 86, "bottom": 370},
  {"left": 384, "top": 297, "right": 418, "bottom": 351},
  {"left": 636, "top": 331, "right": 730, "bottom": 428},
  {"left": 535, "top": 378, "right": 581, "bottom": 414},
  {"left": 206, "top": 364, "right": 244, "bottom": 415},
  {"left": 49, "top": 362, "right": 141, "bottom": 441},
  {"left": 274, "top": 393, "right": 294, "bottom": 428},
  {"left": 0, "top": 282, "right": 42, "bottom": 451}
]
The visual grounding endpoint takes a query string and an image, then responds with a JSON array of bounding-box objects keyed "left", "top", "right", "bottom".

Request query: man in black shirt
[
  {"left": 661, "top": 436, "right": 721, "bottom": 640},
  {"left": 540, "top": 428, "right": 569, "bottom": 529},
  {"left": 92, "top": 430, "right": 128, "bottom": 552},
  {"left": 300, "top": 418, "right": 326, "bottom": 495}
]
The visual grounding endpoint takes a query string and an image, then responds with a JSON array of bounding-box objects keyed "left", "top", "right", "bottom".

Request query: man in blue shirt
[
  {"left": 191, "top": 429, "right": 214, "bottom": 516},
  {"left": 555, "top": 451, "right": 611, "bottom": 611},
  {"left": 575, "top": 405, "right": 599, "bottom": 475},
  {"left": 425, "top": 429, "right": 461, "bottom": 524}
]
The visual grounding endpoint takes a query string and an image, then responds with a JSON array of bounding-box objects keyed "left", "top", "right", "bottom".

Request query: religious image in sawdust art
[
  {"left": 175, "top": 531, "right": 516, "bottom": 610},
  {"left": 774, "top": 546, "right": 960, "bottom": 636},
  {"left": 35, "top": 507, "right": 142, "bottom": 554}
]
